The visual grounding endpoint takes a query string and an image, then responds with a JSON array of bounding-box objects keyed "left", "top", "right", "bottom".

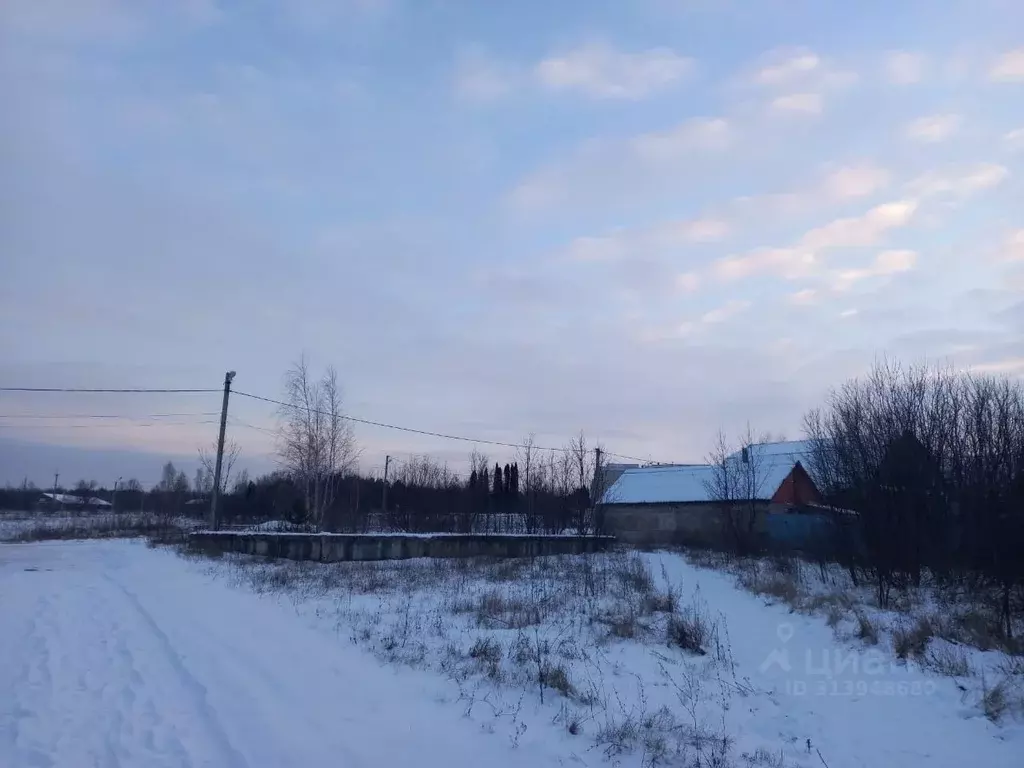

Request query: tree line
[{"left": 805, "top": 360, "right": 1024, "bottom": 639}]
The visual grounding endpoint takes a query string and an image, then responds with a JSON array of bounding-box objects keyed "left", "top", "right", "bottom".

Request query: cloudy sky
[{"left": 2, "top": 0, "right": 1023, "bottom": 486}]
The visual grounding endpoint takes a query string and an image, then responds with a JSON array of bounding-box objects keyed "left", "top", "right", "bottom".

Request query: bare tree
[
  {"left": 73, "top": 479, "right": 98, "bottom": 514},
  {"left": 155, "top": 462, "right": 190, "bottom": 524},
  {"left": 516, "top": 434, "right": 539, "bottom": 532},
  {"left": 277, "top": 357, "right": 358, "bottom": 530},
  {"left": 198, "top": 439, "right": 240, "bottom": 496},
  {"left": 233, "top": 469, "right": 251, "bottom": 495},
  {"left": 704, "top": 424, "right": 768, "bottom": 554}
]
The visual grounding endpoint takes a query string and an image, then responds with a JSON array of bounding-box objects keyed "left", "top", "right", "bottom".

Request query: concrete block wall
[{"left": 189, "top": 532, "right": 615, "bottom": 562}]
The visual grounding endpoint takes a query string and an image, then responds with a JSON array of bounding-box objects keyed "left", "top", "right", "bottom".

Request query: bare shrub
[
  {"left": 566, "top": 714, "right": 582, "bottom": 736},
  {"left": 469, "top": 636, "right": 503, "bottom": 680},
  {"left": 855, "top": 612, "right": 879, "bottom": 645},
  {"left": 14, "top": 514, "right": 172, "bottom": 542},
  {"left": 474, "top": 590, "right": 543, "bottom": 629},
  {"left": 596, "top": 706, "right": 680, "bottom": 763},
  {"left": 925, "top": 643, "right": 973, "bottom": 677},
  {"left": 982, "top": 675, "right": 1009, "bottom": 722},
  {"left": 892, "top": 616, "right": 934, "bottom": 660},
  {"left": 469, "top": 636, "right": 502, "bottom": 664},
  {"left": 540, "top": 663, "right": 575, "bottom": 698},
  {"left": 742, "top": 747, "right": 789, "bottom": 767},
  {"left": 800, "top": 591, "right": 852, "bottom": 624},
  {"left": 643, "top": 588, "right": 680, "bottom": 615},
  {"left": 602, "top": 611, "right": 641, "bottom": 640},
  {"left": 939, "top": 609, "right": 1019, "bottom": 653},
  {"left": 825, "top": 604, "right": 846, "bottom": 629},
  {"left": 667, "top": 611, "right": 709, "bottom": 656},
  {"left": 735, "top": 560, "right": 802, "bottom": 605},
  {"left": 614, "top": 554, "right": 655, "bottom": 597}
]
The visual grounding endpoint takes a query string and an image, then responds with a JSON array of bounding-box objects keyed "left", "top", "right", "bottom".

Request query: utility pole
[
  {"left": 209, "top": 370, "right": 236, "bottom": 531},
  {"left": 53, "top": 471, "right": 60, "bottom": 513},
  {"left": 382, "top": 455, "right": 391, "bottom": 515}
]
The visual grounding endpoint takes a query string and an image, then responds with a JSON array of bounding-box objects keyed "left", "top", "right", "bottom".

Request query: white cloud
[
  {"left": 788, "top": 288, "right": 818, "bottom": 305},
  {"left": 509, "top": 117, "right": 732, "bottom": 212},
  {"left": 1004, "top": 128, "right": 1024, "bottom": 150},
  {"left": 535, "top": 42, "right": 693, "bottom": 100},
  {"left": 567, "top": 215, "right": 730, "bottom": 263},
  {"left": 770, "top": 92, "right": 822, "bottom": 116},
  {"left": 823, "top": 165, "right": 890, "bottom": 200},
  {"left": 885, "top": 51, "right": 926, "bottom": 84},
  {"left": 800, "top": 200, "right": 917, "bottom": 251},
  {"left": 907, "top": 163, "right": 1009, "bottom": 200},
  {"left": 753, "top": 50, "right": 821, "bottom": 86},
  {"left": 905, "top": 113, "right": 962, "bottom": 143},
  {"left": 566, "top": 234, "right": 624, "bottom": 262},
  {"left": 700, "top": 299, "right": 750, "bottom": 324},
  {"left": 454, "top": 48, "right": 517, "bottom": 103},
  {"left": 968, "top": 358, "right": 1024, "bottom": 375},
  {"left": 652, "top": 217, "right": 730, "bottom": 245},
  {"left": 750, "top": 47, "right": 858, "bottom": 90},
  {"left": 713, "top": 199, "right": 917, "bottom": 282},
  {"left": 1000, "top": 229, "right": 1024, "bottom": 262},
  {"left": 714, "top": 247, "right": 815, "bottom": 281},
  {"left": 990, "top": 48, "right": 1024, "bottom": 82},
  {"left": 829, "top": 249, "right": 917, "bottom": 290},
  {"left": 629, "top": 117, "right": 732, "bottom": 161},
  {"left": 840, "top": 308, "right": 859, "bottom": 318},
  {"left": 676, "top": 272, "right": 701, "bottom": 292}
]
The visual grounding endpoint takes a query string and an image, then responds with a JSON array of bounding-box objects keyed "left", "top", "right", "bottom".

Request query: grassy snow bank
[
  {"left": 682, "top": 548, "right": 1024, "bottom": 723},
  {"left": 0, "top": 513, "right": 201, "bottom": 542},
  {"left": 174, "top": 544, "right": 1023, "bottom": 767}
]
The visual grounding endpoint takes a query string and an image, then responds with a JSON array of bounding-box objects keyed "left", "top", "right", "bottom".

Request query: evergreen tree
[
  {"left": 480, "top": 467, "right": 489, "bottom": 497},
  {"left": 469, "top": 469, "right": 478, "bottom": 491},
  {"left": 493, "top": 462, "right": 503, "bottom": 496},
  {"left": 503, "top": 464, "right": 511, "bottom": 496},
  {"left": 511, "top": 463, "right": 520, "bottom": 497}
]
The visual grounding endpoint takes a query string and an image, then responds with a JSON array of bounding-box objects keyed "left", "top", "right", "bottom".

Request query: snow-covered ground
[
  {"left": 1, "top": 540, "right": 1020, "bottom": 767},
  {"left": 0, "top": 541, "right": 549, "bottom": 768}
]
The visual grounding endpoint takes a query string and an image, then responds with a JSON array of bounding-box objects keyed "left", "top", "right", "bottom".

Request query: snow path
[{"left": 0, "top": 541, "right": 547, "bottom": 768}]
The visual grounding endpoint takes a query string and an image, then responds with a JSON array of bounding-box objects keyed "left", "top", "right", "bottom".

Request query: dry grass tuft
[
  {"left": 855, "top": 612, "right": 879, "bottom": 645},
  {"left": 892, "top": 616, "right": 934, "bottom": 661}
]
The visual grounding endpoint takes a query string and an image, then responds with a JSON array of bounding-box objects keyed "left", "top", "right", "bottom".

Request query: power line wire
[
  {"left": 0, "top": 383, "right": 659, "bottom": 464},
  {"left": 2, "top": 421, "right": 219, "bottom": 429},
  {"left": 233, "top": 390, "right": 652, "bottom": 463},
  {"left": 0, "top": 412, "right": 220, "bottom": 420},
  {"left": 228, "top": 417, "right": 276, "bottom": 435},
  {"left": 0, "top": 387, "right": 219, "bottom": 394}
]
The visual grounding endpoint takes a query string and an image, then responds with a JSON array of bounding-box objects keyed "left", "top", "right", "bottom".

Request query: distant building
[
  {"left": 599, "top": 440, "right": 823, "bottom": 547},
  {"left": 37, "top": 492, "right": 113, "bottom": 513}
]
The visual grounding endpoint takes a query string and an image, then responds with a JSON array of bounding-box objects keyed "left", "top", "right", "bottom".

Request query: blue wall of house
[{"left": 764, "top": 512, "right": 835, "bottom": 549}]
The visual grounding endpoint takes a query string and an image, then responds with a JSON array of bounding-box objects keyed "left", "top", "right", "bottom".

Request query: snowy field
[
  {"left": 2, "top": 540, "right": 1021, "bottom": 767},
  {"left": 0, "top": 512, "right": 202, "bottom": 542}
]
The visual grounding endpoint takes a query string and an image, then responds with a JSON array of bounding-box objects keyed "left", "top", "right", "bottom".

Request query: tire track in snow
[
  {"left": 0, "top": 588, "right": 58, "bottom": 768},
  {"left": 105, "top": 577, "right": 250, "bottom": 768}
]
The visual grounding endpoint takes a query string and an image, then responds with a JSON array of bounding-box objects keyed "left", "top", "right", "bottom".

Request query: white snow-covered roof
[
  {"left": 40, "top": 493, "right": 112, "bottom": 507},
  {"left": 726, "top": 440, "right": 815, "bottom": 464},
  {"left": 602, "top": 440, "right": 816, "bottom": 505}
]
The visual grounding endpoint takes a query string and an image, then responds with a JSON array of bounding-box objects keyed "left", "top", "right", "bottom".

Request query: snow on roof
[
  {"left": 40, "top": 492, "right": 112, "bottom": 507},
  {"left": 602, "top": 440, "right": 816, "bottom": 505},
  {"left": 726, "top": 439, "right": 815, "bottom": 464}
]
